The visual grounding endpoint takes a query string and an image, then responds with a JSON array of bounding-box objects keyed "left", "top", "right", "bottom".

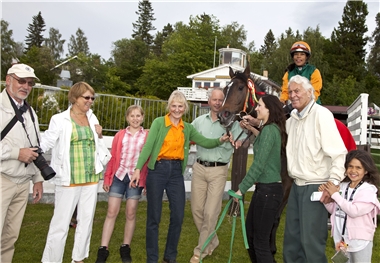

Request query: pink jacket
[
  {"left": 103, "top": 128, "right": 148, "bottom": 188},
  {"left": 325, "top": 182, "right": 380, "bottom": 241}
]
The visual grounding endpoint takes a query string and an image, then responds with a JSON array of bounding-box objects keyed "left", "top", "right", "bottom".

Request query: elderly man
[
  {"left": 190, "top": 88, "right": 245, "bottom": 263},
  {"left": 283, "top": 75, "right": 347, "bottom": 263},
  {"left": 1, "top": 63, "right": 44, "bottom": 262}
]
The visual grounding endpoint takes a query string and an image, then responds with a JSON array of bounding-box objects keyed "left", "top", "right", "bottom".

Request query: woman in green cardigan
[{"left": 130, "top": 91, "right": 230, "bottom": 263}]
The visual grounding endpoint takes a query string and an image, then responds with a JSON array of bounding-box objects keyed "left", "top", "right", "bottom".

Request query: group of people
[{"left": 1, "top": 39, "right": 379, "bottom": 263}]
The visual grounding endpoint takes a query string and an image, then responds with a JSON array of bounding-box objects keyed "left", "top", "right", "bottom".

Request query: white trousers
[{"left": 41, "top": 184, "right": 98, "bottom": 263}]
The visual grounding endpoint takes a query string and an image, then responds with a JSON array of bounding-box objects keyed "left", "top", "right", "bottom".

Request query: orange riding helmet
[{"left": 290, "top": 41, "right": 311, "bottom": 57}]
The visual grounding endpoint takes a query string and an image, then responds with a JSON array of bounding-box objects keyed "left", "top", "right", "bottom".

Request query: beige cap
[{"left": 7, "top": 63, "right": 40, "bottom": 81}]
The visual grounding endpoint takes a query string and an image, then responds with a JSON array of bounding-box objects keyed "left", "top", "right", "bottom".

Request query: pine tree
[
  {"left": 25, "top": 11, "right": 46, "bottom": 51},
  {"left": 368, "top": 12, "right": 380, "bottom": 76},
  {"left": 132, "top": 0, "right": 156, "bottom": 46},
  {"left": 259, "top": 30, "right": 277, "bottom": 59},
  {"left": 152, "top": 23, "right": 174, "bottom": 56},
  {"left": 44, "top": 27, "right": 66, "bottom": 61},
  {"left": 328, "top": 0, "right": 369, "bottom": 81},
  {"left": 67, "top": 28, "right": 90, "bottom": 56}
]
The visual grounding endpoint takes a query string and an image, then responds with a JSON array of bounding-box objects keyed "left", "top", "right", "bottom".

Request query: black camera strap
[{"left": 1, "top": 90, "right": 40, "bottom": 146}]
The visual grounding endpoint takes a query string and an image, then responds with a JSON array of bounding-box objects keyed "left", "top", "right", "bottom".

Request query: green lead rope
[{"left": 199, "top": 189, "right": 249, "bottom": 263}]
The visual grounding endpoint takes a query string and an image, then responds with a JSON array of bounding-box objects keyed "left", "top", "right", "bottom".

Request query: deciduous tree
[
  {"left": 44, "top": 27, "right": 65, "bottom": 61},
  {"left": 1, "top": 19, "right": 18, "bottom": 79}
]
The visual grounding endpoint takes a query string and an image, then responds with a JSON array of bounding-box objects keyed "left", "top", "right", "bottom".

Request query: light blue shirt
[{"left": 192, "top": 112, "right": 246, "bottom": 163}]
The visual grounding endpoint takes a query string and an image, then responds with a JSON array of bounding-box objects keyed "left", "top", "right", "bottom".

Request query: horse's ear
[
  {"left": 229, "top": 67, "right": 234, "bottom": 78},
  {"left": 244, "top": 61, "right": 251, "bottom": 77}
]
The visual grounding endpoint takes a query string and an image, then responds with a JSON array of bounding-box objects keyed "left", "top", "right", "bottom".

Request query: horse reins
[{"left": 199, "top": 190, "right": 249, "bottom": 263}]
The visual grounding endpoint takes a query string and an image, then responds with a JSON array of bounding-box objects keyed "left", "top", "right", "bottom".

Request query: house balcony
[{"left": 178, "top": 87, "right": 212, "bottom": 102}]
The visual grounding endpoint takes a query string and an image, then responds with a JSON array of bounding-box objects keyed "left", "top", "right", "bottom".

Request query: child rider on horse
[{"left": 280, "top": 41, "right": 322, "bottom": 105}]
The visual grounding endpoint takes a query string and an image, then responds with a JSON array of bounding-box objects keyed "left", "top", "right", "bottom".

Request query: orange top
[{"left": 157, "top": 114, "right": 185, "bottom": 160}]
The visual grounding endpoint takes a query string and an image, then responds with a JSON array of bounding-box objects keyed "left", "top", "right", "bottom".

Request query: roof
[{"left": 323, "top": 105, "right": 349, "bottom": 114}]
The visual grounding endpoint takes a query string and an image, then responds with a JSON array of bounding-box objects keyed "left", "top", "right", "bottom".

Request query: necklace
[
  {"left": 70, "top": 108, "right": 86, "bottom": 116},
  {"left": 70, "top": 109, "right": 88, "bottom": 126}
]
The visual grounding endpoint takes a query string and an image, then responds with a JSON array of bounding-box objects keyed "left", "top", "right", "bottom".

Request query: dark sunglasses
[
  {"left": 10, "top": 75, "right": 35, "bottom": 87},
  {"left": 81, "top": 95, "right": 96, "bottom": 101}
]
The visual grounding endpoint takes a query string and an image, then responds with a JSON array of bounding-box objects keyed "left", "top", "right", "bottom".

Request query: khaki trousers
[
  {"left": 190, "top": 162, "right": 228, "bottom": 258},
  {"left": 0, "top": 175, "right": 29, "bottom": 263}
]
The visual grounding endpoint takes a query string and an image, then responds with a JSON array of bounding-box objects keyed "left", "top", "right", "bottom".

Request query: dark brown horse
[{"left": 218, "top": 61, "right": 293, "bottom": 258}]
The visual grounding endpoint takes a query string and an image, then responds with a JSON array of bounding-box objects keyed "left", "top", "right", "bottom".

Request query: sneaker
[
  {"left": 120, "top": 244, "right": 132, "bottom": 263},
  {"left": 95, "top": 246, "right": 109, "bottom": 263}
]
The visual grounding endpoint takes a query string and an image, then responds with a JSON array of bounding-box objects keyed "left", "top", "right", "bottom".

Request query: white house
[{"left": 178, "top": 47, "right": 279, "bottom": 102}]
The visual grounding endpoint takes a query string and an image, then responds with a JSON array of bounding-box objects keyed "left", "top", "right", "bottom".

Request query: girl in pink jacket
[
  {"left": 95, "top": 105, "right": 148, "bottom": 263},
  {"left": 319, "top": 150, "right": 380, "bottom": 263}
]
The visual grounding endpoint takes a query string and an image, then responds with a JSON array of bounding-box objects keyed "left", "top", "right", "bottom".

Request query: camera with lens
[{"left": 32, "top": 146, "right": 56, "bottom": 180}]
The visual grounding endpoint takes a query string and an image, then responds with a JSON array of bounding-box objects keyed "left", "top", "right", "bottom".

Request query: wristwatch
[{"left": 331, "top": 179, "right": 340, "bottom": 186}]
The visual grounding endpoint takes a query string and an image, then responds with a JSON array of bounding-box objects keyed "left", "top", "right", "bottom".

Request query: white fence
[{"left": 346, "top": 93, "right": 380, "bottom": 149}]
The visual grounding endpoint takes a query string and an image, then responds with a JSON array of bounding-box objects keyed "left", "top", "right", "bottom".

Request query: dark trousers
[
  {"left": 283, "top": 183, "right": 328, "bottom": 263},
  {"left": 245, "top": 182, "right": 283, "bottom": 263},
  {"left": 145, "top": 159, "right": 185, "bottom": 263}
]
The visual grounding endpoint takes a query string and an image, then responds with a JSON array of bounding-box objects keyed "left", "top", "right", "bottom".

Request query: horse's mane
[{"left": 232, "top": 69, "right": 281, "bottom": 95}]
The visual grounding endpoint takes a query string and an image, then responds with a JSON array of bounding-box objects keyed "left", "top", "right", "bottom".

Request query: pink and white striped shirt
[{"left": 115, "top": 127, "right": 146, "bottom": 180}]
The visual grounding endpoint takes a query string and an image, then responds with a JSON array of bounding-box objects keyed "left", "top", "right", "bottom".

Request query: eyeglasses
[
  {"left": 81, "top": 96, "right": 96, "bottom": 101},
  {"left": 10, "top": 75, "right": 35, "bottom": 87}
]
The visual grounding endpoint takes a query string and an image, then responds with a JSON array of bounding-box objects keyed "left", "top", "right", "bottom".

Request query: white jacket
[
  {"left": 286, "top": 101, "right": 347, "bottom": 185},
  {"left": 41, "top": 107, "right": 111, "bottom": 186}
]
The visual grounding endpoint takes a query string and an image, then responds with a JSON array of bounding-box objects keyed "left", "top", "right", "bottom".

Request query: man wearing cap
[
  {"left": 189, "top": 88, "right": 245, "bottom": 263},
  {"left": 1, "top": 63, "right": 44, "bottom": 262}
]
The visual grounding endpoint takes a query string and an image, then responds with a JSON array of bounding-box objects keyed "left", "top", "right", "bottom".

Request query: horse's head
[{"left": 218, "top": 62, "right": 270, "bottom": 128}]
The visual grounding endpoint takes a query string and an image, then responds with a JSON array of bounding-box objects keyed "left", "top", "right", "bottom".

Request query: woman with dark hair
[{"left": 235, "top": 94, "right": 287, "bottom": 263}]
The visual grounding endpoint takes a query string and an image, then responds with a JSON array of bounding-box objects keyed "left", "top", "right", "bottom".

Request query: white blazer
[{"left": 41, "top": 106, "right": 111, "bottom": 186}]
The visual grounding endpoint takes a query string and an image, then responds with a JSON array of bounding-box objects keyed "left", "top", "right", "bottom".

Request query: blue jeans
[
  {"left": 245, "top": 182, "right": 283, "bottom": 263},
  {"left": 108, "top": 174, "right": 142, "bottom": 200},
  {"left": 145, "top": 159, "right": 185, "bottom": 263}
]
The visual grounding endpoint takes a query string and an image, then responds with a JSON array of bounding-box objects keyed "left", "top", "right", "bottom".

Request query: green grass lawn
[{"left": 13, "top": 192, "right": 380, "bottom": 263}]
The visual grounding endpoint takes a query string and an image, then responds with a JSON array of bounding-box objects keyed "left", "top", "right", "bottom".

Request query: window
[
  {"left": 204, "top": 82, "right": 211, "bottom": 87},
  {"left": 213, "top": 82, "right": 220, "bottom": 87},
  {"left": 195, "top": 82, "right": 201, "bottom": 88}
]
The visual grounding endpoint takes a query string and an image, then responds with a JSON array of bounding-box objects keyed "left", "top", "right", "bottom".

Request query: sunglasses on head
[
  {"left": 10, "top": 75, "right": 35, "bottom": 87},
  {"left": 81, "top": 95, "right": 96, "bottom": 101}
]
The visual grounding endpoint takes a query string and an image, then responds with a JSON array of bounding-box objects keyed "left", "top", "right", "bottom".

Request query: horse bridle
[
  {"left": 223, "top": 75, "right": 266, "bottom": 120},
  {"left": 223, "top": 75, "right": 266, "bottom": 145}
]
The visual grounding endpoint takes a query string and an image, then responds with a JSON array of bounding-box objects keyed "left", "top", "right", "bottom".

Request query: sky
[{"left": 1, "top": 0, "right": 379, "bottom": 62}]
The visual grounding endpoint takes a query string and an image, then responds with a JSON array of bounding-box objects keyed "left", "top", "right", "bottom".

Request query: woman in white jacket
[{"left": 41, "top": 82, "right": 111, "bottom": 263}]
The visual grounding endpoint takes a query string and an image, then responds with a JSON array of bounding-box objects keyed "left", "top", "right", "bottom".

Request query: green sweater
[
  {"left": 136, "top": 116, "right": 222, "bottom": 174},
  {"left": 239, "top": 124, "right": 282, "bottom": 194}
]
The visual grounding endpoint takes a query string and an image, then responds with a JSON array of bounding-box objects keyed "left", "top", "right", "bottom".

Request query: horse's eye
[{"left": 239, "top": 85, "right": 244, "bottom": 91}]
